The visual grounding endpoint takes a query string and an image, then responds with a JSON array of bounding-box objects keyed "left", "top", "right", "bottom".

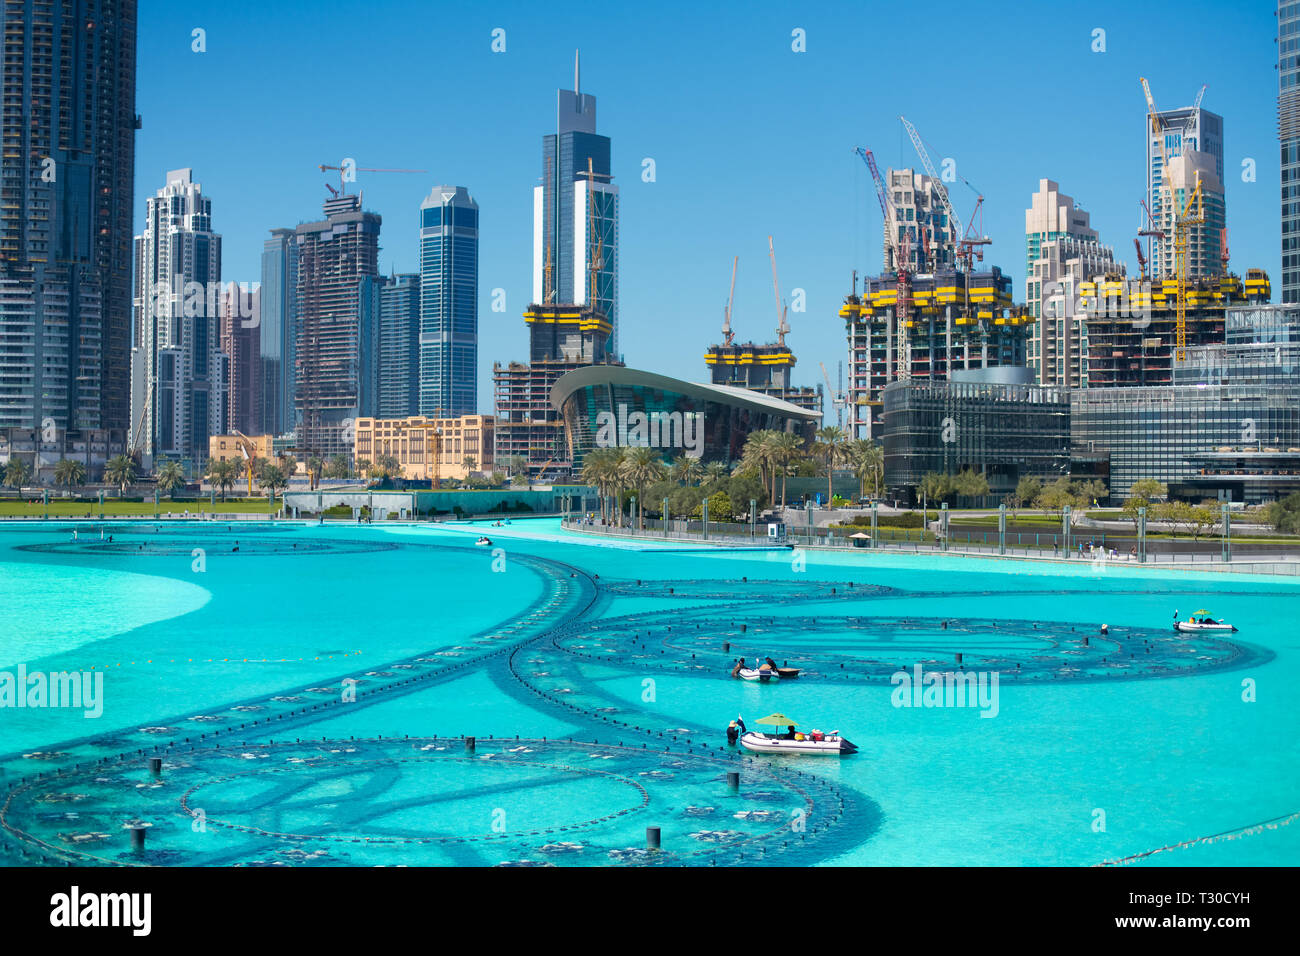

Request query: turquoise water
[{"left": 0, "top": 517, "right": 1296, "bottom": 867}]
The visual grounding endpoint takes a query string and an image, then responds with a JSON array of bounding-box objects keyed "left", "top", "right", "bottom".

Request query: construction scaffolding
[
  {"left": 1079, "top": 269, "right": 1270, "bottom": 387},
  {"left": 840, "top": 266, "right": 1034, "bottom": 438}
]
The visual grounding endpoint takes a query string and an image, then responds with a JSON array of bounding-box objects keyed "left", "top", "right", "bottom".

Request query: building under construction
[
  {"left": 702, "top": 248, "right": 821, "bottom": 415},
  {"left": 840, "top": 266, "right": 1034, "bottom": 438},
  {"left": 1079, "top": 270, "right": 1270, "bottom": 387},
  {"left": 492, "top": 302, "right": 622, "bottom": 480}
]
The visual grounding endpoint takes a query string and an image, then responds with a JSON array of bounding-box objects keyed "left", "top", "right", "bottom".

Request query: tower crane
[
  {"left": 768, "top": 236, "right": 790, "bottom": 347},
  {"left": 1141, "top": 77, "right": 1205, "bottom": 362},
  {"left": 230, "top": 429, "right": 260, "bottom": 495},
  {"left": 819, "top": 361, "right": 846, "bottom": 429},
  {"left": 317, "top": 162, "right": 428, "bottom": 196},
  {"left": 899, "top": 116, "right": 991, "bottom": 272},
  {"left": 722, "top": 255, "right": 738, "bottom": 347},
  {"left": 854, "top": 145, "right": 912, "bottom": 379}
]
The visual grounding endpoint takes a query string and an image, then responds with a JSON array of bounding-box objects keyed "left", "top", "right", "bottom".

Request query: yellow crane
[
  {"left": 406, "top": 417, "right": 443, "bottom": 490},
  {"left": 230, "top": 429, "right": 259, "bottom": 495},
  {"left": 1141, "top": 77, "right": 1205, "bottom": 362}
]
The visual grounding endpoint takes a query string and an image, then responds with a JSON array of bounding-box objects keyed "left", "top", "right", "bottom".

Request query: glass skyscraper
[
  {"left": 0, "top": 0, "right": 137, "bottom": 449},
  {"left": 532, "top": 54, "right": 619, "bottom": 354},
  {"left": 260, "top": 228, "right": 298, "bottom": 436},
  {"left": 418, "top": 186, "right": 478, "bottom": 418},
  {"left": 1281, "top": 1, "right": 1300, "bottom": 302},
  {"left": 378, "top": 272, "right": 420, "bottom": 418}
]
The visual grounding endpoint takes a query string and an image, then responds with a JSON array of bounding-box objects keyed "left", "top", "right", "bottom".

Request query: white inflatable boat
[{"left": 739, "top": 730, "right": 857, "bottom": 755}]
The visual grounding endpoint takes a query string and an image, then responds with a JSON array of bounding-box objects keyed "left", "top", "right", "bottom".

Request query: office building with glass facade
[
  {"left": 551, "top": 366, "right": 818, "bottom": 473},
  {"left": 1070, "top": 384, "right": 1300, "bottom": 503},
  {"left": 419, "top": 186, "right": 478, "bottom": 418},
  {"left": 881, "top": 368, "right": 1072, "bottom": 501},
  {"left": 259, "top": 228, "right": 298, "bottom": 436},
  {"left": 1281, "top": 1, "right": 1300, "bottom": 302}
]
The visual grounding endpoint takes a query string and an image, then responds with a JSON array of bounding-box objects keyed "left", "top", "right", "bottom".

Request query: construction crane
[
  {"left": 317, "top": 162, "right": 427, "bottom": 196},
  {"left": 406, "top": 417, "right": 444, "bottom": 491},
  {"left": 1141, "top": 77, "right": 1206, "bottom": 362},
  {"left": 853, "top": 145, "right": 912, "bottom": 378},
  {"left": 230, "top": 429, "right": 260, "bottom": 495},
  {"left": 579, "top": 158, "right": 607, "bottom": 311},
  {"left": 768, "top": 236, "right": 790, "bottom": 347},
  {"left": 722, "top": 255, "right": 738, "bottom": 347},
  {"left": 819, "top": 361, "right": 846, "bottom": 429},
  {"left": 899, "top": 116, "right": 991, "bottom": 272},
  {"left": 1220, "top": 227, "right": 1230, "bottom": 274},
  {"left": 128, "top": 379, "right": 155, "bottom": 461},
  {"left": 1133, "top": 238, "right": 1148, "bottom": 282}
]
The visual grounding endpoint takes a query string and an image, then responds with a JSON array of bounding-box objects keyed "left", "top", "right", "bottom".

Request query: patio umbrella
[{"left": 754, "top": 713, "right": 798, "bottom": 727}]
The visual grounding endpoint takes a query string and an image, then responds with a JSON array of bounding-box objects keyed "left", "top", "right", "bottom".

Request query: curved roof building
[{"left": 550, "top": 365, "right": 819, "bottom": 470}]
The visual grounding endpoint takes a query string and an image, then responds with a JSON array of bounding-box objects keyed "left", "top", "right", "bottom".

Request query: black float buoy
[
  {"left": 727, "top": 771, "right": 740, "bottom": 789},
  {"left": 129, "top": 826, "right": 147, "bottom": 851},
  {"left": 723, "top": 642, "right": 730, "bottom": 653},
  {"left": 646, "top": 826, "right": 661, "bottom": 850},
  {"left": 465, "top": 736, "right": 476, "bottom": 752},
  {"left": 148, "top": 757, "right": 162, "bottom": 777},
  {"left": 955, "top": 653, "right": 963, "bottom": 665}
]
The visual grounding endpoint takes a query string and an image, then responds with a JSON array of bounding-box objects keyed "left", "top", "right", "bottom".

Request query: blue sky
[{"left": 135, "top": 0, "right": 1282, "bottom": 416}]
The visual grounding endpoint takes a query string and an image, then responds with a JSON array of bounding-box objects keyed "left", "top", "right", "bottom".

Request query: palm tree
[
  {"left": 702, "top": 460, "right": 730, "bottom": 487},
  {"left": 739, "top": 430, "right": 780, "bottom": 507},
  {"left": 3, "top": 458, "right": 31, "bottom": 490},
  {"left": 670, "top": 453, "right": 704, "bottom": 486},
  {"left": 619, "top": 447, "right": 665, "bottom": 530},
  {"left": 104, "top": 455, "right": 136, "bottom": 496},
  {"left": 373, "top": 454, "right": 402, "bottom": 480},
  {"left": 462, "top": 454, "right": 477, "bottom": 476},
  {"left": 772, "top": 432, "right": 805, "bottom": 509},
  {"left": 580, "top": 447, "right": 622, "bottom": 524},
  {"left": 53, "top": 458, "right": 86, "bottom": 490},
  {"left": 155, "top": 460, "right": 186, "bottom": 498},
  {"left": 324, "top": 454, "right": 351, "bottom": 480},
  {"left": 847, "top": 439, "right": 883, "bottom": 500},
  {"left": 814, "top": 425, "right": 847, "bottom": 507},
  {"left": 259, "top": 464, "right": 289, "bottom": 501},
  {"left": 208, "top": 459, "right": 237, "bottom": 501}
]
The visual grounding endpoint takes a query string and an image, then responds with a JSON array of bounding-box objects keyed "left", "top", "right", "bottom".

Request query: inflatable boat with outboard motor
[
  {"left": 1173, "top": 608, "right": 1237, "bottom": 633},
  {"left": 736, "top": 713, "right": 857, "bottom": 756}
]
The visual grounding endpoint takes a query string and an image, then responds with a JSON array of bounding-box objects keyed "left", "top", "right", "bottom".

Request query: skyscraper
[
  {"left": 130, "top": 169, "right": 224, "bottom": 464},
  {"left": 532, "top": 53, "right": 619, "bottom": 353},
  {"left": 1024, "top": 179, "right": 1120, "bottom": 387},
  {"left": 1146, "top": 93, "right": 1225, "bottom": 280},
  {"left": 260, "top": 228, "right": 298, "bottom": 436},
  {"left": 220, "top": 284, "right": 260, "bottom": 437},
  {"left": 378, "top": 272, "right": 420, "bottom": 418},
  {"left": 880, "top": 168, "right": 958, "bottom": 273},
  {"left": 1280, "top": 1, "right": 1300, "bottom": 302},
  {"left": 0, "top": 0, "right": 137, "bottom": 470},
  {"left": 294, "top": 194, "right": 381, "bottom": 459},
  {"left": 418, "top": 186, "right": 478, "bottom": 417}
]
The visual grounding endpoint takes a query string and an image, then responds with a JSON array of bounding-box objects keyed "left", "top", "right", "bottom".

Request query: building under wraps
[
  {"left": 839, "top": 266, "right": 1034, "bottom": 438},
  {"left": 1078, "top": 269, "right": 1270, "bottom": 387}
]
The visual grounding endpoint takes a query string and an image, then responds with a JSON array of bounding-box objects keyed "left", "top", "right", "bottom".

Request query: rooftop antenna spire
[{"left": 574, "top": 49, "right": 580, "bottom": 95}]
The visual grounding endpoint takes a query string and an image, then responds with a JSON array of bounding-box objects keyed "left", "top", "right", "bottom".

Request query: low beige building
[
  {"left": 353, "top": 415, "right": 495, "bottom": 481},
  {"left": 208, "top": 433, "right": 274, "bottom": 464}
]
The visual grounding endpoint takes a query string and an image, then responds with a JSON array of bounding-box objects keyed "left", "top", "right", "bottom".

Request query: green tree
[
  {"left": 259, "top": 464, "right": 289, "bottom": 501},
  {"left": 847, "top": 439, "right": 883, "bottom": 500},
  {"left": 155, "top": 460, "right": 186, "bottom": 498},
  {"left": 813, "top": 425, "right": 847, "bottom": 508},
  {"left": 104, "top": 455, "right": 136, "bottom": 495},
  {"left": 702, "top": 460, "right": 730, "bottom": 487},
  {"left": 670, "top": 453, "right": 704, "bottom": 486},
  {"left": 1010, "top": 475, "right": 1042, "bottom": 518},
  {"left": 772, "top": 431, "right": 805, "bottom": 509},
  {"left": 952, "top": 467, "right": 990, "bottom": 503},
  {"left": 324, "top": 454, "right": 352, "bottom": 480},
  {"left": 3, "top": 457, "right": 31, "bottom": 489},
  {"left": 917, "top": 471, "right": 953, "bottom": 522},
  {"left": 461, "top": 454, "right": 477, "bottom": 475},
  {"left": 580, "top": 447, "right": 623, "bottom": 524},
  {"left": 53, "top": 458, "right": 86, "bottom": 489},
  {"left": 208, "top": 459, "right": 237, "bottom": 500},
  {"left": 1262, "top": 492, "right": 1300, "bottom": 534},
  {"left": 619, "top": 446, "right": 665, "bottom": 529},
  {"left": 1037, "top": 476, "right": 1080, "bottom": 523}
]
